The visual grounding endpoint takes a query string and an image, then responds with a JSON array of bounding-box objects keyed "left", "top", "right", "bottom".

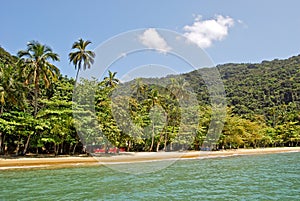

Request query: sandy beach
[{"left": 0, "top": 147, "right": 299, "bottom": 170}]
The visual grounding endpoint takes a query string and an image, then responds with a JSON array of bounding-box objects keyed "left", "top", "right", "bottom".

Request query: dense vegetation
[{"left": 1, "top": 41, "right": 300, "bottom": 155}]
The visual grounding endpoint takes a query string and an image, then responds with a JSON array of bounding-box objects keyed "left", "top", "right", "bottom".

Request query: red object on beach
[
  {"left": 94, "top": 148, "right": 105, "bottom": 153},
  {"left": 94, "top": 147, "right": 125, "bottom": 153},
  {"left": 109, "top": 147, "right": 117, "bottom": 153}
]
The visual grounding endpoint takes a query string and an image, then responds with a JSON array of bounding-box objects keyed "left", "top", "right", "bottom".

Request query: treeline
[
  {"left": 1, "top": 41, "right": 300, "bottom": 156},
  {"left": 184, "top": 55, "right": 300, "bottom": 148}
]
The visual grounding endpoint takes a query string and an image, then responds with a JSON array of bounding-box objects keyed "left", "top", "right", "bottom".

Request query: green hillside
[
  {"left": 0, "top": 46, "right": 17, "bottom": 64},
  {"left": 184, "top": 55, "right": 300, "bottom": 126}
]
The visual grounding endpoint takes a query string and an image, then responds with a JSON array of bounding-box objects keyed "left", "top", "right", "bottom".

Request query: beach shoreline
[{"left": 0, "top": 147, "right": 299, "bottom": 170}]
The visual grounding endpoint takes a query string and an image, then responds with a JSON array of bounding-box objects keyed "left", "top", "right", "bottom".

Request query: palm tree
[
  {"left": 169, "top": 77, "right": 190, "bottom": 100},
  {"left": 18, "top": 41, "right": 60, "bottom": 117},
  {"left": 103, "top": 70, "right": 119, "bottom": 88},
  {"left": 18, "top": 41, "right": 60, "bottom": 155},
  {"left": 69, "top": 39, "right": 95, "bottom": 82},
  {"left": 131, "top": 78, "right": 147, "bottom": 99}
]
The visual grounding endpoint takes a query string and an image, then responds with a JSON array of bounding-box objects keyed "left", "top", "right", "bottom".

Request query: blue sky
[{"left": 1, "top": 0, "right": 300, "bottom": 78}]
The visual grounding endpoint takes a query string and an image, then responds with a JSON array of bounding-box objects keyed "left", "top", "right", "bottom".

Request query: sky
[{"left": 1, "top": 0, "right": 300, "bottom": 78}]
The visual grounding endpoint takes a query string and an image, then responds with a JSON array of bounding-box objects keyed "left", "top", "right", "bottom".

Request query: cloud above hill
[
  {"left": 139, "top": 28, "right": 171, "bottom": 53},
  {"left": 183, "top": 15, "right": 235, "bottom": 48}
]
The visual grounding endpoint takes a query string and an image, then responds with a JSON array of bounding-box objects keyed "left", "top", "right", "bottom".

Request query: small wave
[
  {"left": 0, "top": 165, "right": 50, "bottom": 170},
  {"left": 98, "top": 158, "right": 178, "bottom": 165}
]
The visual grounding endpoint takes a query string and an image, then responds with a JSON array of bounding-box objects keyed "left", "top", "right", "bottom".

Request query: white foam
[{"left": 0, "top": 165, "right": 50, "bottom": 170}]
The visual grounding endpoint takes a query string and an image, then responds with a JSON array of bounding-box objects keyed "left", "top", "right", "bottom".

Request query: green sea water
[{"left": 0, "top": 152, "right": 299, "bottom": 201}]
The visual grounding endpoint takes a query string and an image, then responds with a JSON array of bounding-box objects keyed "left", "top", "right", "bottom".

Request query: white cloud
[
  {"left": 139, "top": 28, "right": 172, "bottom": 53},
  {"left": 183, "top": 15, "right": 235, "bottom": 48}
]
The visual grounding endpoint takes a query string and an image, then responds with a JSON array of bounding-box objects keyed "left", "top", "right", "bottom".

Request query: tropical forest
[{"left": 1, "top": 40, "right": 300, "bottom": 156}]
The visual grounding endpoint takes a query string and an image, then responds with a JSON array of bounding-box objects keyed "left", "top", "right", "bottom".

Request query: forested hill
[
  {"left": 1, "top": 42, "right": 300, "bottom": 155},
  {"left": 183, "top": 55, "right": 300, "bottom": 127},
  {"left": 0, "top": 46, "right": 17, "bottom": 64}
]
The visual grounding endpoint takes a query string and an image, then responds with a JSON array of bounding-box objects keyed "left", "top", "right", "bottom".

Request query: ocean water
[{"left": 0, "top": 152, "right": 299, "bottom": 200}]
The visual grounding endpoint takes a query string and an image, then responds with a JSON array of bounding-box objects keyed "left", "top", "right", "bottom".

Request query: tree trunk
[
  {"left": 157, "top": 130, "right": 165, "bottom": 152},
  {"left": 15, "top": 135, "right": 21, "bottom": 156},
  {"left": 60, "top": 142, "right": 64, "bottom": 154},
  {"left": 75, "top": 68, "right": 80, "bottom": 85},
  {"left": 169, "top": 126, "right": 176, "bottom": 151},
  {"left": 105, "top": 145, "right": 109, "bottom": 154},
  {"left": 33, "top": 69, "right": 41, "bottom": 117},
  {"left": 4, "top": 142, "right": 8, "bottom": 156},
  {"left": 0, "top": 132, "right": 2, "bottom": 154},
  {"left": 72, "top": 142, "right": 78, "bottom": 155},
  {"left": 150, "top": 123, "right": 155, "bottom": 151},
  {"left": 16, "top": 143, "right": 20, "bottom": 156},
  {"left": 34, "top": 82, "right": 38, "bottom": 118},
  {"left": 55, "top": 144, "right": 59, "bottom": 156},
  {"left": 23, "top": 134, "right": 32, "bottom": 155},
  {"left": 0, "top": 107, "right": 3, "bottom": 154},
  {"left": 54, "top": 144, "right": 57, "bottom": 156},
  {"left": 127, "top": 140, "right": 131, "bottom": 152},
  {"left": 156, "top": 133, "right": 163, "bottom": 152},
  {"left": 163, "top": 132, "right": 168, "bottom": 151},
  {"left": 69, "top": 144, "right": 72, "bottom": 155}
]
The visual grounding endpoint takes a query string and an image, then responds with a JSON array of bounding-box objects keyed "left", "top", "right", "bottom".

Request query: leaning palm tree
[
  {"left": 69, "top": 39, "right": 95, "bottom": 82},
  {"left": 18, "top": 41, "right": 60, "bottom": 155}
]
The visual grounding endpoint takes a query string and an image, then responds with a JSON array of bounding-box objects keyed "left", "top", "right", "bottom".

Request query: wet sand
[{"left": 0, "top": 147, "right": 299, "bottom": 170}]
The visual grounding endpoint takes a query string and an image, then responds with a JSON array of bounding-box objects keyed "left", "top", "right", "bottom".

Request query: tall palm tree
[
  {"left": 18, "top": 41, "right": 60, "bottom": 118},
  {"left": 69, "top": 39, "right": 95, "bottom": 82},
  {"left": 18, "top": 41, "right": 59, "bottom": 155}
]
